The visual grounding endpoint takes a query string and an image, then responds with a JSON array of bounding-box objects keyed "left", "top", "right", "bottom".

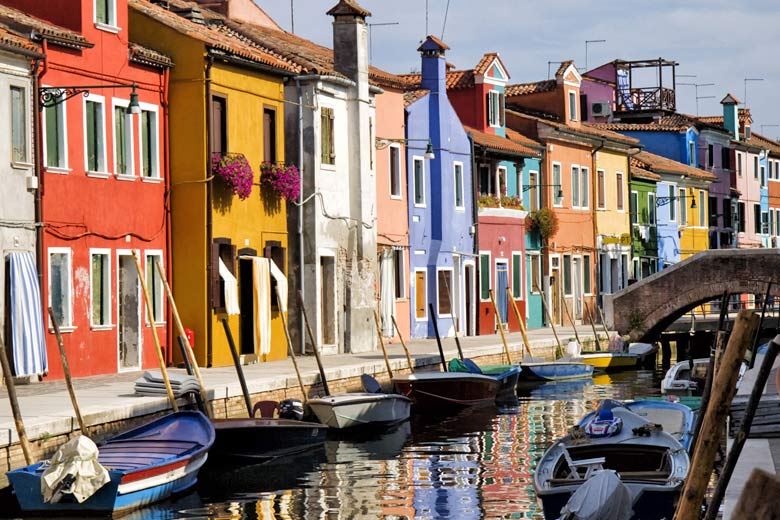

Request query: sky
[{"left": 257, "top": 0, "right": 780, "bottom": 140}]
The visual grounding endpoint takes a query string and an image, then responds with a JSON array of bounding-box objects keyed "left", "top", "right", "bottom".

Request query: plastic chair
[
  {"left": 252, "top": 400, "right": 278, "bottom": 418},
  {"left": 561, "top": 446, "right": 605, "bottom": 480}
]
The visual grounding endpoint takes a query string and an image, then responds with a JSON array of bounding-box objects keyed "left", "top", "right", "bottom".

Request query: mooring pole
[
  {"left": 221, "top": 317, "right": 253, "bottom": 417},
  {"left": 749, "top": 282, "right": 773, "bottom": 369},
  {"left": 49, "top": 307, "right": 88, "bottom": 436},
  {"left": 429, "top": 303, "right": 447, "bottom": 371},
  {"left": 297, "top": 290, "right": 331, "bottom": 396},
  {"left": 0, "top": 331, "right": 32, "bottom": 464}
]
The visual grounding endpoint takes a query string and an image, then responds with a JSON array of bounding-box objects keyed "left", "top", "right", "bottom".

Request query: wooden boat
[
  {"left": 534, "top": 403, "right": 690, "bottom": 520},
  {"left": 211, "top": 417, "right": 327, "bottom": 460},
  {"left": 483, "top": 360, "right": 593, "bottom": 383},
  {"left": 8, "top": 411, "right": 214, "bottom": 515},
  {"left": 628, "top": 342, "right": 659, "bottom": 368},
  {"left": 392, "top": 372, "right": 501, "bottom": 410},
  {"left": 447, "top": 359, "right": 520, "bottom": 404},
  {"left": 307, "top": 392, "right": 412, "bottom": 429},
  {"left": 578, "top": 351, "right": 639, "bottom": 371}
]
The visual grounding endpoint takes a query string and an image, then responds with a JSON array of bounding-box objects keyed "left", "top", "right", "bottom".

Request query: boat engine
[{"left": 279, "top": 399, "right": 304, "bottom": 421}]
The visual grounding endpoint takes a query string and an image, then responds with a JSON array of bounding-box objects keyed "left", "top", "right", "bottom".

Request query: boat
[
  {"left": 483, "top": 360, "right": 593, "bottom": 383},
  {"left": 661, "top": 358, "right": 709, "bottom": 395},
  {"left": 307, "top": 392, "right": 412, "bottom": 429},
  {"left": 578, "top": 351, "right": 639, "bottom": 371},
  {"left": 628, "top": 342, "right": 659, "bottom": 369},
  {"left": 534, "top": 402, "right": 690, "bottom": 520},
  {"left": 392, "top": 371, "right": 501, "bottom": 410},
  {"left": 8, "top": 411, "right": 214, "bottom": 515},
  {"left": 211, "top": 417, "right": 327, "bottom": 460},
  {"left": 447, "top": 358, "right": 520, "bottom": 404},
  {"left": 557, "top": 469, "right": 633, "bottom": 520}
]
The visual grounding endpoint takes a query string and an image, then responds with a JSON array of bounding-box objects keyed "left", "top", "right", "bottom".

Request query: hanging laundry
[
  {"left": 8, "top": 251, "right": 47, "bottom": 377},
  {"left": 252, "top": 257, "right": 271, "bottom": 356},
  {"left": 218, "top": 257, "right": 240, "bottom": 316},
  {"left": 269, "top": 260, "right": 288, "bottom": 313}
]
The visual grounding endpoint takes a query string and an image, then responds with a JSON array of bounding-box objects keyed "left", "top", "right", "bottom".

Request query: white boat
[
  {"left": 628, "top": 342, "right": 659, "bottom": 368},
  {"left": 307, "top": 392, "right": 412, "bottom": 430},
  {"left": 534, "top": 403, "right": 690, "bottom": 520},
  {"left": 660, "top": 358, "right": 709, "bottom": 395}
]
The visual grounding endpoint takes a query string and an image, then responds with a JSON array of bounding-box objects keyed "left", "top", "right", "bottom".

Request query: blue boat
[
  {"left": 483, "top": 360, "right": 593, "bottom": 383},
  {"left": 447, "top": 359, "right": 520, "bottom": 405},
  {"left": 8, "top": 410, "right": 215, "bottom": 515}
]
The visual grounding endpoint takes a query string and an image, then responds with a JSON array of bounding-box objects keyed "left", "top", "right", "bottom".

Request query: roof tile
[
  {"left": 465, "top": 125, "right": 540, "bottom": 158},
  {"left": 0, "top": 4, "right": 90, "bottom": 48},
  {"left": 633, "top": 150, "right": 717, "bottom": 181},
  {"left": 0, "top": 24, "right": 40, "bottom": 55},
  {"left": 128, "top": 42, "right": 173, "bottom": 68},
  {"left": 505, "top": 79, "right": 556, "bottom": 97},
  {"left": 403, "top": 88, "right": 428, "bottom": 107}
]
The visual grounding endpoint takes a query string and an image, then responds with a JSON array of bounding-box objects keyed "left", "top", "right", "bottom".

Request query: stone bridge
[{"left": 604, "top": 249, "right": 780, "bottom": 341}]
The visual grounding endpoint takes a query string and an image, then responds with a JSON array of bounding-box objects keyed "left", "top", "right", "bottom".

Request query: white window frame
[
  {"left": 688, "top": 141, "right": 695, "bottom": 166},
  {"left": 389, "top": 143, "right": 402, "bottom": 199},
  {"left": 568, "top": 90, "right": 578, "bottom": 121},
  {"left": 111, "top": 97, "right": 134, "bottom": 179},
  {"left": 412, "top": 155, "right": 426, "bottom": 208},
  {"left": 616, "top": 171, "right": 625, "bottom": 212},
  {"left": 83, "top": 93, "right": 108, "bottom": 176},
  {"left": 479, "top": 250, "right": 492, "bottom": 302},
  {"left": 597, "top": 169, "right": 606, "bottom": 210},
  {"left": 528, "top": 169, "right": 540, "bottom": 210},
  {"left": 511, "top": 251, "right": 524, "bottom": 300},
  {"left": 436, "top": 267, "right": 454, "bottom": 318},
  {"left": 571, "top": 165, "right": 580, "bottom": 209},
  {"left": 494, "top": 259, "right": 509, "bottom": 326},
  {"left": 94, "top": 0, "right": 120, "bottom": 33},
  {"left": 139, "top": 102, "right": 161, "bottom": 181},
  {"left": 41, "top": 85, "right": 70, "bottom": 173},
  {"left": 488, "top": 90, "right": 501, "bottom": 127},
  {"left": 9, "top": 82, "right": 32, "bottom": 169},
  {"left": 144, "top": 250, "right": 165, "bottom": 325},
  {"left": 48, "top": 247, "right": 74, "bottom": 331},
  {"left": 736, "top": 152, "right": 743, "bottom": 176},
  {"left": 552, "top": 161, "right": 563, "bottom": 207},
  {"left": 581, "top": 166, "right": 590, "bottom": 209},
  {"left": 393, "top": 247, "right": 406, "bottom": 300},
  {"left": 89, "top": 248, "right": 112, "bottom": 329},
  {"left": 414, "top": 268, "right": 428, "bottom": 321},
  {"left": 453, "top": 161, "right": 465, "bottom": 210}
]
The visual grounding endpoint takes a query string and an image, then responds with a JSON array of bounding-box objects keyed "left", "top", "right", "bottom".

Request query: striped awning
[{"left": 8, "top": 251, "right": 47, "bottom": 376}]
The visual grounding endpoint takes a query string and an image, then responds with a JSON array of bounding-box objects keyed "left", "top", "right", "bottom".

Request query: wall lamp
[
  {"left": 523, "top": 183, "right": 563, "bottom": 200},
  {"left": 656, "top": 188, "right": 697, "bottom": 209},
  {"left": 39, "top": 82, "right": 141, "bottom": 114},
  {"left": 375, "top": 136, "right": 435, "bottom": 159}
]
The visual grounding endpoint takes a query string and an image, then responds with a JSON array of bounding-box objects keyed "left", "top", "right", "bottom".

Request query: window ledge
[
  {"left": 145, "top": 321, "right": 167, "bottom": 327},
  {"left": 321, "top": 163, "right": 336, "bottom": 172},
  {"left": 395, "top": 297, "right": 408, "bottom": 302},
  {"left": 115, "top": 174, "right": 137, "bottom": 181},
  {"left": 91, "top": 324, "right": 115, "bottom": 331},
  {"left": 45, "top": 166, "right": 72, "bottom": 175},
  {"left": 49, "top": 326, "right": 76, "bottom": 334},
  {"left": 140, "top": 176, "right": 163, "bottom": 184},
  {"left": 94, "top": 22, "right": 120, "bottom": 33},
  {"left": 87, "top": 171, "right": 110, "bottom": 179},
  {"left": 11, "top": 161, "right": 33, "bottom": 171},
  {"left": 390, "top": 195, "right": 403, "bottom": 200}
]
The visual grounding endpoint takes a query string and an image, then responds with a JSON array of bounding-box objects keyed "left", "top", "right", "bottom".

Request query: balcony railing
[{"left": 616, "top": 87, "right": 676, "bottom": 113}]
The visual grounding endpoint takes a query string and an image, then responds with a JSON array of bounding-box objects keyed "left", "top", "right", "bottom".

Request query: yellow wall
[
  {"left": 680, "top": 187, "right": 709, "bottom": 260},
  {"left": 594, "top": 149, "right": 631, "bottom": 238}
]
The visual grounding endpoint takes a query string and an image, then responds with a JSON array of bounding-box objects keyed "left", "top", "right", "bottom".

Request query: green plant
[
  {"left": 500, "top": 196, "right": 525, "bottom": 209},
  {"left": 628, "top": 309, "right": 643, "bottom": 331},
  {"left": 478, "top": 194, "right": 500, "bottom": 208},
  {"left": 526, "top": 208, "right": 559, "bottom": 240}
]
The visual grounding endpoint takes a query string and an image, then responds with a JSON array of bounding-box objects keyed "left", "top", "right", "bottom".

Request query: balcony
[
  {"left": 477, "top": 195, "right": 527, "bottom": 219},
  {"left": 616, "top": 87, "right": 676, "bottom": 114}
]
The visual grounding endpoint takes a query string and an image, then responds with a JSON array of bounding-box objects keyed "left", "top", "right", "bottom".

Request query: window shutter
[
  {"left": 141, "top": 110, "right": 150, "bottom": 176},
  {"left": 512, "top": 254, "right": 521, "bottom": 298},
  {"left": 328, "top": 109, "right": 335, "bottom": 162},
  {"left": 210, "top": 241, "right": 221, "bottom": 309},
  {"left": 480, "top": 255, "right": 490, "bottom": 300},
  {"left": 486, "top": 93, "right": 491, "bottom": 126},
  {"left": 415, "top": 271, "right": 426, "bottom": 318},
  {"left": 115, "top": 107, "right": 126, "bottom": 174},
  {"left": 499, "top": 93, "right": 505, "bottom": 127},
  {"left": 86, "top": 102, "right": 97, "bottom": 171},
  {"left": 45, "top": 105, "right": 59, "bottom": 167}
]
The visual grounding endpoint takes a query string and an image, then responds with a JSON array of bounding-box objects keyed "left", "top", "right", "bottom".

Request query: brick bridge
[{"left": 604, "top": 249, "right": 780, "bottom": 341}]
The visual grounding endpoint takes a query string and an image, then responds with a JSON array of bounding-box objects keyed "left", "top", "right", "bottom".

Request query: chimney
[
  {"left": 721, "top": 93, "right": 740, "bottom": 140},
  {"left": 327, "top": 0, "right": 371, "bottom": 84},
  {"left": 418, "top": 35, "right": 449, "bottom": 95}
]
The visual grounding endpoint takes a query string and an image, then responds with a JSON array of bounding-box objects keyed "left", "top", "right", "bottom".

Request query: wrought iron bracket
[{"left": 39, "top": 83, "right": 137, "bottom": 110}]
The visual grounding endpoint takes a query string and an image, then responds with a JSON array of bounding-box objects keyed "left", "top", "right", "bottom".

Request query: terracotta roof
[
  {"left": 403, "top": 88, "right": 428, "bottom": 107},
  {"left": 130, "top": 0, "right": 299, "bottom": 73},
  {"left": 505, "top": 79, "right": 556, "bottom": 97},
  {"left": 465, "top": 125, "right": 539, "bottom": 158},
  {"left": 505, "top": 127, "right": 542, "bottom": 149},
  {"left": 0, "top": 4, "right": 90, "bottom": 49},
  {"left": 630, "top": 163, "right": 661, "bottom": 181},
  {"left": 128, "top": 42, "right": 173, "bottom": 68},
  {"left": 506, "top": 109, "right": 640, "bottom": 147},
  {"left": 721, "top": 93, "right": 740, "bottom": 105},
  {"left": 326, "top": 0, "right": 371, "bottom": 17},
  {"left": 417, "top": 34, "right": 449, "bottom": 52},
  {"left": 398, "top": 69, "right": 476, "bottom": 91},
  {"left": 0, "top": 23, "right": 40, "bottom": 55},
  {"left": 633, "top": 150, "right": 717, "bottom": 181},
  {"left": 697, "top": 115, "right": 723, "bottom": 125},
  {"left": 697, "top": 110, "right": 751, "bottom": 128},
  {"left": 474, "top": 53, "right": 497, "bottom": 74},
  {"left": 592, "top": 113, "right": 728, "bottom": 134},
  {"left": 745, "top": 131, "right": 780, "bottom": 155},
  {"left": 555, "top": 60, "right": 574, "bottom": 77}
]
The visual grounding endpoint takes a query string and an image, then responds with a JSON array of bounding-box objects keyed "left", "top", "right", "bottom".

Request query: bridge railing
[{"left": 683, "top": 296, "right": 780, "bottom": 322}]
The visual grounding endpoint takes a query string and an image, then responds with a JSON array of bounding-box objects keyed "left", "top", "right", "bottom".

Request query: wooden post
[
  {"left": 561, "top": 295, "right": 582, "bottom": 345},
  {"left": 731, "top": 469, "right": 780, "bottom": 519},
  {"left": 442, "top": 275, "right": 464, "bottom": 361},
  {"left": 49, "top": 308, "right": 88, "bottom": 435},
  {"left": 749, "top": 282, "right": 773, "bottom": 369},
  {"left": 506, "top": 286, "right": 533, "bottom": 359},
  {"left": 596, "top": 303, "right": 611, "bottom": 339},
  {"left": 0, "top": 331, "right": 32, "bottom": 465},
  {"left": 674, "top": 310, "right": 759, "bottom": 520},
  {"left": 488, "top": 290, "right": 513, "bottom": 365},
  {"left": 428, "top": 303, "right": 448, "bottom": 371},
  {"left": 220, "top": 317, "right": 253, "bottom": 417},
  {"left": 584, "top": 302, "right": 601, "bottom": 351},
  {"left": 392, "top": 316, "right": 414, "bottom": 372},
  {"left": 535, "top": 282, "right": 563, "bottom": 358},
  {"left": 132, "top": 251, "right": 178, "bottom": 412},
  {"left": 373, "top": 310, "right": 394, "bottom": 378},
  {"left": 277, "top": 294, "right": 308, "bottom": 404},
  {"left": 155, "top": 259, "right": 211, "bottom": 418},
  {"left": 297, "top": 290, "right": 331, "bottom": 396}
]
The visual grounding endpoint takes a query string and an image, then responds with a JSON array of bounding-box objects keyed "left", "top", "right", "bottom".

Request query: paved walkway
[{"left": 0, "top": 325, "right": 592, "bottom": 449}]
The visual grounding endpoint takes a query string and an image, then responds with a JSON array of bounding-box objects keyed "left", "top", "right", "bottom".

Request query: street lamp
[
  {"left": 523, "top": 183, "right": 564, "bottom": 200},
  {"left": 375, "top": 137, "right": 435, "bottom": 159},
  {"left": 40, "top": 82, "right": 141, "bottom": 114}
]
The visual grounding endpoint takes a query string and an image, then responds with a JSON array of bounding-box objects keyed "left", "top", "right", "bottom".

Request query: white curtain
[
  {"left": 218, "top": 258, "right": 240, "bottom": 316},
  {"left": 252, "top": 258, "right": 271, "bottom": 356},
  {"left": 379, "top": 249, "right": 395, "bottom": 337}
]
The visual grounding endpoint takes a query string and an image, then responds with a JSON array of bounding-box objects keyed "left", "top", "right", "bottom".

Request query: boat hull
[
  {"left": 538, "top": 486, "right": 680, "bottom": 520},
  {"left": 308, "top": 393, "right": 412, "bottom": 429},
  {"left": 520, "top": 362, "right": 593, "bottom": 381},
  {"left": 392, "top": 372, "right": 500, "bottom": 410},
  {"left": 579, "top": 352, "right": 639, "bottom": 370},
  {"left": 211, "top": 418, "right": 327, "bottom": 459}
]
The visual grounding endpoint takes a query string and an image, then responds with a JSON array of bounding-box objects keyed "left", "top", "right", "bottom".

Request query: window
[
  {"left": 263, "top": 107, "right": 276, "bottom": 164},
  {"left": 616, "top": 172, "right": 624, "bottom": 211},
  {"left": 722, "top": 148, "right": 730, "bottom": 171},
  {"left": 770, "top": 161, "right": 774, "bottom": 181},
  {"left": 512, "top": 253, "right": 522, "bottom": 298},
  {"left": 95, "top": 0, "right": 116, "bottom": 27},
  {"left": 698, "top": 191, "right": 705, "bottom": 226},
  {"left": 49, "top": 249, "right": 73, "bottom": 328},
  {"left": 393, "top": 248, "right": 405, "bottom": 299},
  {"left": 529, "top": 254, "right": 541, "bottom": 293},
  {"left": 571, "top": 166, "right": 580, "bottom": 208},
  {"left": 210, "top": 95, "right": 227, "bottom": 157},
  {"left": 761, "top": 165, "right": 767, "bottom": 188},
  {"left": 496, "top": 166, "right": 507, "bottom": 199},
  {"left": 415, "top": 270, "right": 427, "bottom": 320},
  {"left": 709, "top": 196, "right": 717, "bottom": 227},
  {"left": 480, "top": 253, "right": 490, "bottom": 300},
  {"left": 772, "top": 210, "right": 776, "bottom": 236},
  {"left": 85, "top": 95, "right": 106, "bottom": 173},
  {"left": 754, "top": 156, "right": 759, "bottom": 179},
  {"left": 736, "top": 152, "right": 742, "bottom": 176},
  {"left": 723, "top": 199, "right": 732, "bottom": 229},
  {"left": 529, "top": 171, "right": 539, "bottom": 211},
  {"left": 264, "top": 241, "right": 285, "bottom": 310},
  {"left": 413, "top": 157, "right": 425, "bottom": 206},
  {"left": 688, "top": 141, "right": 695, "bottom": 166},
  {"left": 140, "top": 108, "right": 159, "bottom": 178},
  {"left": 597, "top": 169, "right": 606, "bottom": 209},
  {"left": 389, "top": 145, "right": 401, "bottom": 198},
  {"left": 581, "top": 167, "right": 589, "bottom": 208},
  {"left": 648, "top": 193, "right": 656, "bottom": 224},
  {"left": 487, "top": 90, "right": 504, "bottom": 127},
  {"left": 113, "top": 101, "right": 132, "bottom": 176},
  {"left": 679, "top": 188, "right": 687, "bottom": 226},
  {"left": 738, "top": 202, "right": 745, "bottom": 232},
  {"left": 437, "top": 269, "right": 453, "bottom": 316},
  {"left": 90, "top": 250, "right": 110, "bottom": 327},
  {"left": 44, "top": 92, "right": 67, "bottom": 169},
  {"left": 583, "top": 255, "right": 591, "bottom": 295},
  {"left": 479, "top": 164, "right": 491, "bottom": 196},
  {"left": 708, "top": 144, "right": 714, "bottom": 169},
  {"left": 668, "top": 185, "right": 676, "bottom": 222},
  {"left": 762, "top": 211, "right": 769, "bottom": 234},
  {"left": 146, "top": 253, "right": 164, "bottom": 323},
  {"left": 552, "top": 163, "right": 563, "bottom": 206},
  {"left": 630, "top": 191, "right": 638, "bottom": 224},
  {"left": 454, "top": 162, "right": 464, "bottom": 209},
  {"left": 568, "top": 90, "right": 577, "bottom": 121},
  {"left": 754, "top": 204, "right": 762, "bottom": 234},
  {"left": 320, "top": 107, "right": 335, "bottom": 165},
  {"left": 10, "top": 85, "right": 28, "bottom": 164},
  {"left": 563, "top": 254, "right": 572, "bottom": 296}
]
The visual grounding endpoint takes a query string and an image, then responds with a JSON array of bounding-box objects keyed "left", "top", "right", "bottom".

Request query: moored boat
[
  {"left": 483, "top": 360, "right": 593, "bottom": 383},
  {"left": 8, "top": 411, "right": 214, "bottom": 515},
  {"left": 392, "top": 371, "right": 501, "bottom": 410},
  {"left": 211, "top": 417, "right": 327, "bottom": 460},
  {"left": 661, "top": 358, "right": 709, "bottom": 395},
  {"left": 307, "top": 392, "right": 412, "bottom": 429},
  {"left": 578, "top": 351, "right": 639, "bottom": 371},
  {"left": 628, "top": 342, "right": 659, "bottom": 369},
  {"left": 447, "top": 359, "right": 520, "bottom": 404}
]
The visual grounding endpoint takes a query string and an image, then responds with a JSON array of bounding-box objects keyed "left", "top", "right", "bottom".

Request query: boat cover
[
  {"left": 41, "top": 435, "right": 109, "bottom": 504},
  {"left": 557, "top": 470, "right": 632, "bottom": 520}
]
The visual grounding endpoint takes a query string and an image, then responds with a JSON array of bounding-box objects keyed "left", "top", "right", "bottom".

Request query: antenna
[
  {"left": 425, "top": 0, "right": 429, "bottom": 35},
  {"left": 678, "top": 82, "right": 715, "bottom": 116},
  {"left": 368, "top": 22, "right": 400, "bottom": 62},
  {"left": 584, "top": 39, "right": 606, "bottom": 71},
  {"left": 290, "top": 0, "right": 294, "bottom": 34},
  {"left": 441, "top": 0, "right": 452, "bottom": 40},
  {"left": 547, "top": 60, "right": 564, "bottom": 80}
]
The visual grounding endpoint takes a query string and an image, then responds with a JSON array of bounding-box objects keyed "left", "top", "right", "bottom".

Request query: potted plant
[
  {"left": 211, "top": 153, "right": 254, "bottom": 200},
  {"left": 260, "top": 162, "right": 301, "bottom": 202},
  {"left": 526, "top": 208, "right": 560, "bottom": 240}
]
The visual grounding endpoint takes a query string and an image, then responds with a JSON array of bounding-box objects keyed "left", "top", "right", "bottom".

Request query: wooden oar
[
  {"left": 297, "top": 290, "right": 331, "bottom": 396},
  {"left": 132, "top": 251, "right": 178, "bottom": 412},
  {"left": 155, "top": 259, "right": 211, "bottom": 418},
  {"left": 506, "top": 287, "right": 533, "bottom": 359},
  {"left": 277, "top": 288, "right": 308, "bottom": 404},
  {"left": 535, "top": 282, "right": 563, "bottom": 358},
  {"left": 561, "top": 296, "right": 582, "bottom": 346},
  {"left": 0, "top": 331, "right": 32, "bottom": 464},
  {"left": 220, "top": 317, "right": 252, "bottom": 417},
  {"left": 373, "top": 310, "right": 394, "bottom": 378},
  {"left": 392, "top": 316, "right": 414, "bottom": 372},
  {"left": 584, "top": 301, "right": 601, "bottom": 351},
  {"left": 428, "top": 303, "right": 448, "bottom": 371},
  {"left": 48, "top": 308, "right": 88, "bottom": 435},
  {"left": 488, "top": 289, "right": 512, "bottom": 365}
]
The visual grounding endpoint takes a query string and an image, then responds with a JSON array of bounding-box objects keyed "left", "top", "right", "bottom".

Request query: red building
[{"left": 0, "top": 1, "right": 172, "bottom": 378}]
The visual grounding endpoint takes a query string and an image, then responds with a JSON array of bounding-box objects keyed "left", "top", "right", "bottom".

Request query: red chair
[{"left": 252, "top": 400, "right": 278, "bottom": 418}]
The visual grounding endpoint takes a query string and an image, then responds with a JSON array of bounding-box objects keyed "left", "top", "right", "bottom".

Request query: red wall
[
  {"left": 449, "top": 83, "right": 492, "bottom": 132},
  {"left": 2, "top": 0, "right": 83, "bottom": 32}
]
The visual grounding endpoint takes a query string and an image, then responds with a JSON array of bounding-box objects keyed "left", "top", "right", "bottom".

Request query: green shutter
[
  {"left": 563, "top": 255, "right": 572, "bottom": 295},
  {"left": 45, "top": 105, "right": 60, "bottom": 167},
  {"left": 512, "top": 254, "right": 521, "bottom": 298},
  {"left": 96, "top": 0, "right": 108, "bottom": 24},
  {"left": 141, "top": 111, "right": 152, "bottom": 177},
  {"left": 86, "top": 101, "right": 97, "bottom": 171},
  {"left": 114, "top": 106, "right": 126, "bottom": 174},
  {"left": 583, "top": 255, "right": 591, "bottom": 294},
  {"left": 480, "top": 254, "right": 490, "bottom": 300}
]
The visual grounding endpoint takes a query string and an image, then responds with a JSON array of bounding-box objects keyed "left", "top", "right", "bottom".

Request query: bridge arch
[{"left": 604, "top": 249, "right": 780, "bottom": 341}]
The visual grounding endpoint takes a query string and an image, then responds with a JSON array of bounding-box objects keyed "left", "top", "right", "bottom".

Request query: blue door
[{"left": 496, "top": 264, "right": 509, "bottom": 325}]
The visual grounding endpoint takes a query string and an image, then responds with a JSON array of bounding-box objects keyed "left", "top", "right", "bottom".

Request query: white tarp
[
  {"left": 557, "top": 470, "right": 632, "bottom": 520},
  {"left": 218, "top": 257, "right": 240, "bottom": 315},
  {"left": 42, "top": 435, "right": 110, "bottom": 504}
]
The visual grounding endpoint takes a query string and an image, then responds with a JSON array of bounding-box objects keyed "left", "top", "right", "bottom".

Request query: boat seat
[
  {"left": 561, "top": 446, "right": 605, "bottom": 480},
  {"left": 253, "top": 401, "right": 279, "bottom": 418}
]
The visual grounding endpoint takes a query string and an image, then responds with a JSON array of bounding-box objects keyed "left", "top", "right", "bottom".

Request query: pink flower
[
  {"left": 260, "top": 162, "right": 301, "bottom": 202},
  {"left": 212, "top": 153, "right": 254, "bottom": 200}
]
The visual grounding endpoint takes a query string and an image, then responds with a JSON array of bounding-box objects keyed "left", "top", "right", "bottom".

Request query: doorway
[
  {"left": 239, "top": 258, "right": 255, "bottom": 357},
  {"left": 320, "top": 256, "right": 336, "bottom": 347},
  {"left": 118, "top": 252, "right": 140, "bottom": 371},
  {"left": 551, "top": 256, "right": 561, "bottom": 325},
  {"left": 464, "top": 263, "right": 475, "bottom": 336},
  {"left": 495, "top": 261, "right": 509, "bottom": 328}
]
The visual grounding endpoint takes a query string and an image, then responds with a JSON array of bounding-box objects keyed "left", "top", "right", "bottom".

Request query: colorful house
[
  {"left": 628, "top": 160, "right": 660, "bottom": 280},
  {"left": 130, "top": 0, "right": 297, "bottom": 367},
  {"left": 403, "top": 36, "right": 475, "bottom": 339},
  {"left": 0, "top": 1, "right": 172, "bottom": 378},
  {"left": 750, "top": 134, "right": 780, "bottom": 247}
]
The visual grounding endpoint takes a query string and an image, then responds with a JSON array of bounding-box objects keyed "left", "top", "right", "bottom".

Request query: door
[
  {"left": 239, "top": 258, "right": 255, "bottom": 356},
  {"left": 452, "top": 256, "right": 461, "bottom": 333},
  {"left": 464, "top": 264, "right": 474, "bottom": 336},
  {"left": 573, "top": 257, "right": 583, "bottom": 320},
  {"left": 551, "top": 267, "right": 561, "bottom": 325},
  {"left": 118, "top": 253, "right": 141, "bottom": 370},
  {"left": 320, "top": 256, "right": 336, "bottom": 346},
  {"left": 496, "top": 262, "right": 509, "bottom": 328}
]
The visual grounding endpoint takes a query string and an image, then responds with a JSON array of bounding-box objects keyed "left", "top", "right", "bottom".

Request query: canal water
[{"left": 119, "top": 368, "right": 664, "bottom": 520}]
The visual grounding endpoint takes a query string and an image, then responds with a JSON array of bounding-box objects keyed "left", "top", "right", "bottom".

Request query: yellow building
[{"left": 130, "top": 0, "right": 299, "bottom": 366}]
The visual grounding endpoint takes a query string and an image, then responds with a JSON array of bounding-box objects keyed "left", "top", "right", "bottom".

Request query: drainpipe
[
  {"left": 296, "top": 78, "right": 305, "bottom": 354},
  {"left": 469, "top": 134, "right": 478, "bottom": 336},
  {"left": 32, "top": 53, "right": 43, "bottom": 295},
  {"left": 591, "top": 139, "right": 605, "bottom": 309},
  {"left": 161, "top": 67, "right": 173, "bottom": 365},
  {"left": 205, "top": 56, "right": 214, "bottom": 367}
]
